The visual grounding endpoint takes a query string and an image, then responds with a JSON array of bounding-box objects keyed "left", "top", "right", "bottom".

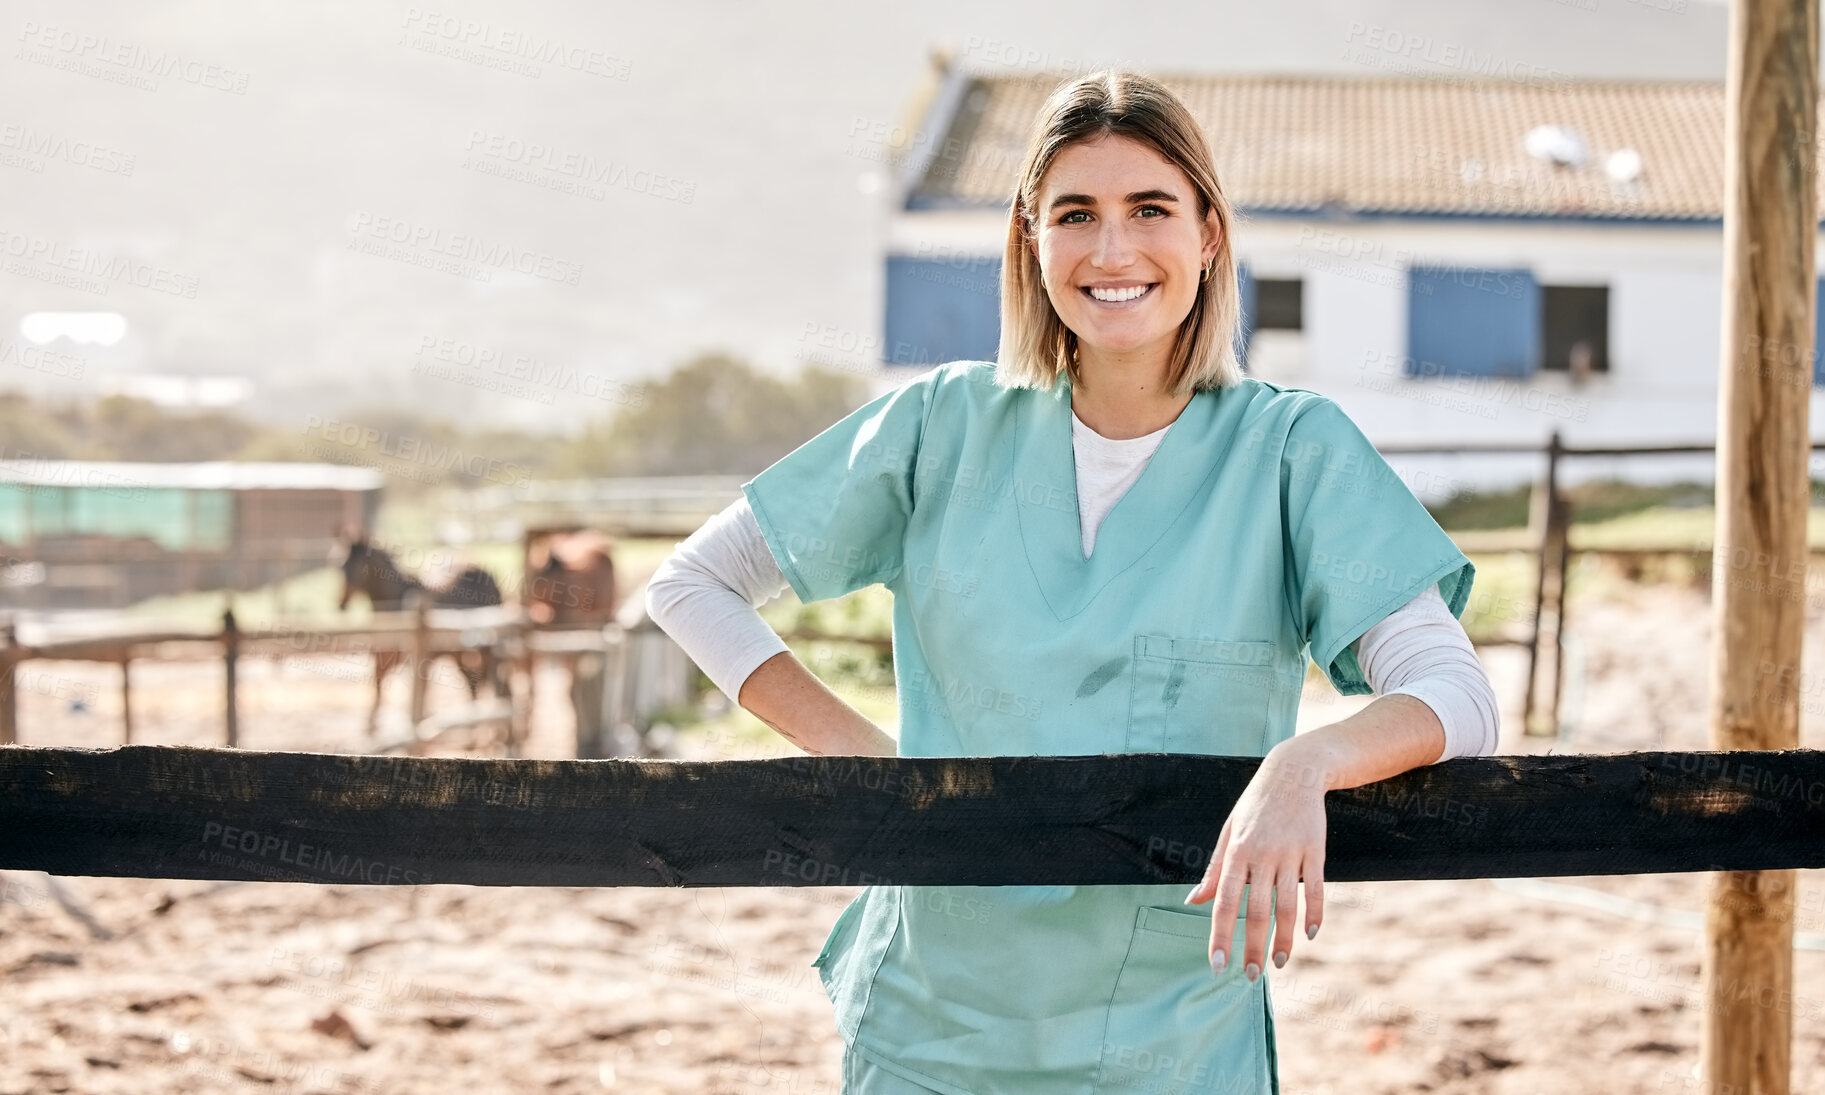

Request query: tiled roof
[{"left": 907, "top": 72, "right": 1813, "bottom": 221}]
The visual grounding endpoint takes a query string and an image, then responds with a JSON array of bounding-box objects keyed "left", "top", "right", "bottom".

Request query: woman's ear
[{"left": 1202, "top": 204, "right": 1224, "bottom": 267}]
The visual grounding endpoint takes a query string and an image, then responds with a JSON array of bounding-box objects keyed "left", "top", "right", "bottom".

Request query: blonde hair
[{"left": 995, "top": 69, "right": 1245, "bottom": 394}]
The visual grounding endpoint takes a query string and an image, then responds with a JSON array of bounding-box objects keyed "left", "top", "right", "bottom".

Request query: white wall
[{"left": 888, "top": 210, "right": 1825, "bottom": 494}]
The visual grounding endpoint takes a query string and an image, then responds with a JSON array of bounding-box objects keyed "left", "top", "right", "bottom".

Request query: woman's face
[{"left": 1029, "top": 132, "right": 1221, "bottom": 370}]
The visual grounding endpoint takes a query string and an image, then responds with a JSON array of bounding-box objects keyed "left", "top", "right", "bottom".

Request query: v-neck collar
[{"left": 1013, "top": 370, "right": 1225, "bottom": 621}]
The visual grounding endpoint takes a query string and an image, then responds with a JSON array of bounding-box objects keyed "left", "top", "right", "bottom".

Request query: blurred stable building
[
  {"left": 0, "top": 461, "right": 381, "bottom": 610},
  {"left": 877, "top": 61, "right": 1825, "bottom": 494}
]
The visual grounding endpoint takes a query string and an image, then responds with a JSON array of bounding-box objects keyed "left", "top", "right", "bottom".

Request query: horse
[
  {"left": 520, "top": 527, "right": 633, "bottom": 753},
  {"left": 335, "top": 533, "right": 506, "bottom": 733},
  {"left": 524, "top": 527, "right": 619, "bottom": 626}
]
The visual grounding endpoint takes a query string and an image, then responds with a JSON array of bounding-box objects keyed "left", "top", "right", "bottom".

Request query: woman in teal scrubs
[{"left": 735, "top": 70, "right": 1476, "bottom": 1094}]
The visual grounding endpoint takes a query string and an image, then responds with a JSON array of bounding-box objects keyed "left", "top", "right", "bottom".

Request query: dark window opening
[
  {"left": 1253, "top": 279, "right": 1303, "bottom": 331},
  {"left": 1541, "top": 285, "right": 1608, "bottom": 374}
]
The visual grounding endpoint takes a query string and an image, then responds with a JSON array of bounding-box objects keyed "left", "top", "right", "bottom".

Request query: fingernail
[
  {"left": 1210, "top": 950, "right": 1226, "bottom": 975},
  {"left": 1245, "top": 962, "right": 1260, "bottom": 982},
  {"left": 1273, "top": 951, "right": 1287, "bottom": 968},
  {"left": 1182, "top": 888, "right": 1197, "bottom": 904},
  {"left": 1306, "top": 923, "right": 1319, "bottom": 940}
]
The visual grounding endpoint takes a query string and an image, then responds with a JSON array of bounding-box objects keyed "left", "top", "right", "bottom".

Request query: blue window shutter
[
  {"left": 1235, "top": 261, "right": 1256, "bottom": 369},
  {"left": 1814, "top": 278, "right": 1824, "bottom": 387},
  {"left": 1406, "top": 265, "right": 1541, "bottom": 378},
  {"left": 884, "top": 255, "right": 1002, "bottom": 368}
]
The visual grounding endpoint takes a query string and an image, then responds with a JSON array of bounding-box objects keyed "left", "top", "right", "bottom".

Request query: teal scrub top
[{"left": 741, "top": 360, "right": 1475, "bottom": 1095}]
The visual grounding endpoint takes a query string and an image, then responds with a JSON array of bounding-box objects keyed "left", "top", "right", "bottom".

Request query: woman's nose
[{"left": 1090, "top": 221, "right": 1137, "bottom": 268}]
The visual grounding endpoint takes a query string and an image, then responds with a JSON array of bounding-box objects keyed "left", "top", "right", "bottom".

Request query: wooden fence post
[
  {"left": 1523, "top": 431, "right": 1567, "bottom": 736},
  {"left": 222, "top": 609, "right": 239, "bottom": 748},
  {"left": 120, "top": 658, "right": 132, "bottom": 745},
  {"left": 1708, "top": 0, "right": 1815, "bottom": 1089},
  {"left": 571, "top": 648, "right": 607, "bottom": 759},
  {"left": 1548, "top": 489, "right": 1573, "bottom": 729},
  {"left": 0, "top": 623, "right": 16, "bottom": 746},
  {"left": 601, "top": 624, "right": 630, "bottom": 756},
  {"left": 408, "top": 592, "right": 430, "bottom": 728}
]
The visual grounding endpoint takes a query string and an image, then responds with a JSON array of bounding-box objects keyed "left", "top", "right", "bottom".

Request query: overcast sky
[{"left": 0, "top": 0, "right": 1746, "bottom": 431}]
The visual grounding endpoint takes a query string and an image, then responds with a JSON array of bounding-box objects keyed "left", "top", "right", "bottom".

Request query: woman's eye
[{"left": 1058, "top": 205, "right": 1166, "bottom": 225}]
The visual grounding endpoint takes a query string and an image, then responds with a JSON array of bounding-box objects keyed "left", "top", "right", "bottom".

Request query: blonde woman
[{"left": 648, "top": 69, "right": 1498, "bottom": 1095}]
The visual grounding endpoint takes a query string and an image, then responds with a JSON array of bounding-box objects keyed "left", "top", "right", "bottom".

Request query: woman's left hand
[{"left": 1181, "top": 742, "right": 1330, "bottom": 982}]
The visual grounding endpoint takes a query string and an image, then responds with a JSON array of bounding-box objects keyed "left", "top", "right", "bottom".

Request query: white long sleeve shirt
[{"left": 647, "top": 408, "right": 1501, "bottom": 760}]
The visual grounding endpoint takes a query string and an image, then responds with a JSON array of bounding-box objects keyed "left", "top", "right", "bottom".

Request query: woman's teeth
[{"left": 1086, "top": 284, "right": 1153, "bottom": 302}]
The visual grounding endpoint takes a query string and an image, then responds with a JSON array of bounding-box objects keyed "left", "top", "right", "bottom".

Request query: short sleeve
[
  {"left": 1279, "top": 396, "right": 1475, "bottom": 695},
  {"left": 740, "top": 366, "right": 938, "bottom": 603}
]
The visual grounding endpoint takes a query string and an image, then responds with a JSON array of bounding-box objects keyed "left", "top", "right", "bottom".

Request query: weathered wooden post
[
  {"left": 1523, "top": 430, "right": 1567, "bottom": 736},
  {"left": 0, "top": 623, "right": 17, "bottom": 746},
  {"left": 1548, "top": 487, "right": 1573, "bottom": 727},
  {"left": 571, "top": 645, "right": 608, "bottom": 759},
  {"left": 222, "top": 608, "right": 239, "bottom": 748},
  {"left": 119, "top": 658, "right": 133, "bottom": 745},
  {"left": 601, "top": 623, "right": 630, "bottom": 756},
  {"left": 408, "top": 591, "right": 431, "bottom": 727},
  {"left": 1708, "top": 0, "right": 1816, "bottom": 1090}
]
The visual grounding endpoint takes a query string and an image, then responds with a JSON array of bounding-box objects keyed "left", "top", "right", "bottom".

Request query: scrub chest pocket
[{"left": 1126, "top": 635, "right": 1284, "bottom": 755}]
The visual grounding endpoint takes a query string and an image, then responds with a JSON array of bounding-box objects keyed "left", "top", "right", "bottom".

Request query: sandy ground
[{"left": 4, "top": 566, "right": 1825, "bottom": 1095}]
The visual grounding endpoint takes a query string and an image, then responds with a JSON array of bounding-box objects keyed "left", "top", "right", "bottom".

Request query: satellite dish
[
  {"left": 1524, "top": 124, "right": 1587, "bottom": 168},
  {"left": 1605, "top": 147, "right": 1643, "bottom": 183}
]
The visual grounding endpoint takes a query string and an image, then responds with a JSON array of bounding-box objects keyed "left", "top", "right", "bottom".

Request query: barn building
[
  {"left": 875, "top": 60, "right": 1825, "bottom": 494},
  {"left": 0, "top": 460, "right": 382, "bottom": 610}
]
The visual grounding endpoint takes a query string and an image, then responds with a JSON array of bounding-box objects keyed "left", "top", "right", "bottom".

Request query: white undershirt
[
  {"left": 645, "top": 415, "right": 1501, "bottom": 760},
  {"left": 1071, "top": 408, "right": 1175, "bottom": 558}
]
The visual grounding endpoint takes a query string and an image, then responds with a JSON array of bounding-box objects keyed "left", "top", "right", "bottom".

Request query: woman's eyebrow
[{"left": 1047, "top": 188, "right": 1181, "bottom": 211}]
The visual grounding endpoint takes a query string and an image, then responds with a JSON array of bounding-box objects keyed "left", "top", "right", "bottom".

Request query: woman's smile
[{"left": 1082, "top": 282, "right": 1158, "bottom": 306}]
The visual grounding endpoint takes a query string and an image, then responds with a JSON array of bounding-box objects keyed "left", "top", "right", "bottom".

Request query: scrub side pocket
[
  {"left": 813, "top": 885, "right": 900, "bottom": 1046},
  {"left": 1126, "top": 635, "right": 1278, "bottom": 754},
  {"left": 1095, "top": 905, "right": 1269, "bottom": 1094}
]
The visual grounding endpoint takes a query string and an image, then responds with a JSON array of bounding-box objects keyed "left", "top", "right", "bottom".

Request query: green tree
[
  {"left": 89, "top": 396, "right": 259, "bottom": 462},
  {"left": 563, "top": 353, "right": 870, "bottom": 476},
  {"left": 0, "top": 394, "right": 80, "bottom": 459}
]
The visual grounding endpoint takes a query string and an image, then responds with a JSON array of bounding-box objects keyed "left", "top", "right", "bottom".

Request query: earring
[{"left": 1199, "top": 258, "right": 1215, "bottom": 283}]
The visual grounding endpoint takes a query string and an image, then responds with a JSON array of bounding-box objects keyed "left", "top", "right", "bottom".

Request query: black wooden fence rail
[{"left": 2, "top": 745, "right": 1822, "bottom": 888}]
